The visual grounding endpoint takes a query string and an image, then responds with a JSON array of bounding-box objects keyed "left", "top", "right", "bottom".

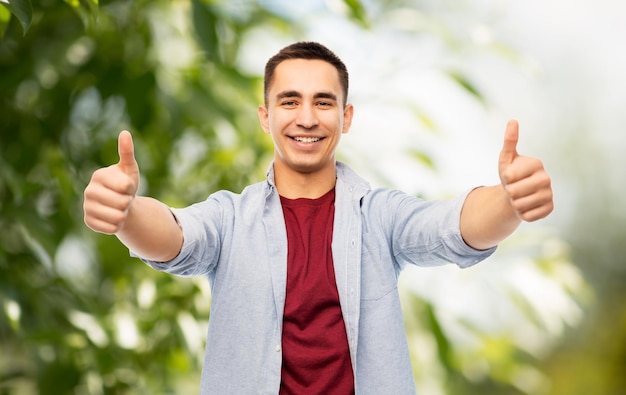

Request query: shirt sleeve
[
  {"left": 130, "top": 197, "right": 224, "bottom": 277},
  {"left": 372, "top": 188, "right": 497, "bottom": 269}
]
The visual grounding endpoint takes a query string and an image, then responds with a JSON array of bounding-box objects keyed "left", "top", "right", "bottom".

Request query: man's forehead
[
  {"left": 269, "top": 59, "right": 343, "bottom": 100},
  {"left": 274, "top": 59, "right": 339, "bottom": 82}
]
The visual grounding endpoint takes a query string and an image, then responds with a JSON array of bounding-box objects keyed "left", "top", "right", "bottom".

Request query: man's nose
[{"left": 295, "top": 104, "right": 319, "bottom": 129}]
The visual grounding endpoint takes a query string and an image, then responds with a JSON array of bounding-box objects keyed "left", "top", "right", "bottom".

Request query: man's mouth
[{"left": 291, "top": 136, "right": 322, "bottom": 144}]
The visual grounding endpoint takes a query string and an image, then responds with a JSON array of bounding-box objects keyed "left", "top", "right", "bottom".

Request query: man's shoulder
[
  {"left": 335, "top": 162, "right": 370, "bottom": 192},
  {"left": 240, "top": 179, "right": 268, "bottom": 195},
  {"left": 335, "top": 162, "right": 410, "bottom": 202},
  {"left": 198, "top": 180, "right": 268, "bottom": 211}
]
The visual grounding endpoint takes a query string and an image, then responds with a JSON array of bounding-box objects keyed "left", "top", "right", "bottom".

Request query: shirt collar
[{"left": 265, "top": 161, "right": 371, "bottom": 197}]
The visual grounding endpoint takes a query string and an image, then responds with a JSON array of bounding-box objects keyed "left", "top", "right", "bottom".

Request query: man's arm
[
  {"left": 460, "top": 120, "right": 554, "bottom": 250},
  {"left": 83, "top": 131, "right": 183, "bottom": 262}
]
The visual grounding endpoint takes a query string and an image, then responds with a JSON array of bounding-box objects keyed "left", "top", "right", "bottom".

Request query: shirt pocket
[{"left": 360, "top": 244, "right": 398, "bottom": 301}]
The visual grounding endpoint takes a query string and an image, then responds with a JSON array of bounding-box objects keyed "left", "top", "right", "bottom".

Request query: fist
[
  {"left": 83, "top": 131, "right": 140, "bottom": 234},
  {"left": 498, "top": 120, "right": 554, "bottom": 222}
]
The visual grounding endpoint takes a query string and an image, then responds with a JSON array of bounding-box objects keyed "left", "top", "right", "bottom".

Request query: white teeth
[{"left": 293, "top": 136, "right": 321, "bottom": 143}]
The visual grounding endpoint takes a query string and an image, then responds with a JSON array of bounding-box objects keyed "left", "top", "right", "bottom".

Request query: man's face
[{"left": 258, "top": 59, "right": 353, "bottom": 177}]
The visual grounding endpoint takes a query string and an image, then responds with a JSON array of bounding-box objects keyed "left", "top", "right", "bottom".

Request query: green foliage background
[
  {"left": 0, "top": 1, "right": 283, "bottom": 393},
  {"left": 1, "top": 0, "right": 624, "bottom": 394}
]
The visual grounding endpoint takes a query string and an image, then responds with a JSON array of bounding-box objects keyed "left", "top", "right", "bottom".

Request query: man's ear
[
  {"left": 342, "top": 103, "right": 354, "bottom": 134},
  {"left": 258, "top": 105, "right": 270, "bottom": 134}
]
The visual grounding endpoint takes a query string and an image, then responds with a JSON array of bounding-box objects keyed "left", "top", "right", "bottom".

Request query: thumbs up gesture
[
  {"left": 84, "top": 131, "right": 140, "bottom": 234},
  {"left": 498, "top": 120, "right": 554, "bottom": 222}
]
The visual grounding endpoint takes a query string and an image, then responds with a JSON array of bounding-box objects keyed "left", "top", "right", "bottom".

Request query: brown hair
[{"left": 263, "top": 41, "right": 349, "bottom": 106}]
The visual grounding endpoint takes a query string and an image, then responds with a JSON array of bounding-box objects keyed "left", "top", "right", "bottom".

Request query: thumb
[
  {"left": 499, "top": 119, "right": 519, "bottom": 166},
  {"left": 117, "top": 130, "right": 139, "bottom": 177}
]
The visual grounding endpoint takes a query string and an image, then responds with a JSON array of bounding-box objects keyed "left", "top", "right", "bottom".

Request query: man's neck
[{"left": 274, "top": 163, "right": 337, "bottom": 199}]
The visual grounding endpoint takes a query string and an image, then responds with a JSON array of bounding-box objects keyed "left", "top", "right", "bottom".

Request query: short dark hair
[{"left": 263, "top": 41, "right": 349, "bottom": 106}]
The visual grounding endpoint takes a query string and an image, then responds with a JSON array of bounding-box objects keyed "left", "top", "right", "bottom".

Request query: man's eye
[
  {"left": 281, "top": 100, "right": 297, "bottom": 106},
  {"left": 317, "top": 101, "right": 332, "bottom": 107}
]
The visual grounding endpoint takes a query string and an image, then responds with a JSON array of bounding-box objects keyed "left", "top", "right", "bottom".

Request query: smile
[{"left": 291, "top": 136, "right": 323, "bottom": 144}]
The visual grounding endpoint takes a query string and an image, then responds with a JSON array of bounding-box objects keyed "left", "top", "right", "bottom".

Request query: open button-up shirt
[{"left": 140, "top": 162, "right": 496, "bottom": 394}]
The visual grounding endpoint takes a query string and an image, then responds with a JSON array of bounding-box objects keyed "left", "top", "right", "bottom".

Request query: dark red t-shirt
[{"left": 279, "top": 188, "right": 355, "bottom": 395}]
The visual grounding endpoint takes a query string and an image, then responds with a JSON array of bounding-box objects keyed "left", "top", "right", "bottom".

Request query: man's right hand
[{"left": 84, "top": 131, "right": 140, "bottom": 234}]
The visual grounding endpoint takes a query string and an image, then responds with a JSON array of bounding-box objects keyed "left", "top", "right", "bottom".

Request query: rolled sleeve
[
  {"left": 441, "top": 190, "right": 497, "bottom": 268},
  {"left": 131, "top": 199, "right": 223, "bottom": 277},
  {"left": 372, "top": 188, "right": 496, "bottom": 269}
]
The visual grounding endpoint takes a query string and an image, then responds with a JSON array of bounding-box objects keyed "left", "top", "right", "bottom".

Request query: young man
[{"left": 83, "top": 42, "right": 553, "bottom": 394}]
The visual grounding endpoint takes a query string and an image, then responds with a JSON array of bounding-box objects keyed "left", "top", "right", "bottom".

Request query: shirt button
[{"left": 275, "top": 345, "right": 281, "bottom": 352}]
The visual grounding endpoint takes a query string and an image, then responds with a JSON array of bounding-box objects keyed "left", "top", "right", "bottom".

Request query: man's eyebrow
[
  {"left": 274, "top": 90, "right": 338, "bottom": 101},
  {"left": 314, "top": 92, "right": 338, "bottom": 101},
  {"left": 276, "top": 90, "right": 302, "bottom": 100}
]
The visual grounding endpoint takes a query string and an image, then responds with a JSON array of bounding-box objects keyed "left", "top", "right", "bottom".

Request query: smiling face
[{"left": 258, "top": 59, "right": 354, "bottom": 186}]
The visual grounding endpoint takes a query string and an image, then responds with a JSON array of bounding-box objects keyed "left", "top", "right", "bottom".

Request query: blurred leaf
[
  {"left": 191, "top": 0, "right": 220, "bottom": 62},
  {"left": 1, "top": 0, "right": 32, "bottom": 35},
  {"left": 425, "top": 303, "right": 453, "bottom": 369},
  {"left": 0, "top": 5, "right": 9, "bottom": 38},
  {"left": 342, "top": 0, "right": 369, "bottom": 28},
  {"left": 447, "top": 70, "right": 485, "bottom": 103},
  {"left": 416, "top": 112, "right": 436, "bottom": 131},
  {"left": 80, "top": 0, "right": 98, "bottom": 15},
  {"left": 64, "top": 0, "right": 99, "bottom": 30},
  {"left": 409, "top": 105, "right": 438, "bottom": 133},
  {"left": 408, "top": 149, "right": 436, "bottom": 169}
]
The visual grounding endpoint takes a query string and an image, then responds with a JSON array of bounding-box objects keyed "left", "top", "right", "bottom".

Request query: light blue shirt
[{"left": 140, "top": 162, "right": 495, "bottom": 394}]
